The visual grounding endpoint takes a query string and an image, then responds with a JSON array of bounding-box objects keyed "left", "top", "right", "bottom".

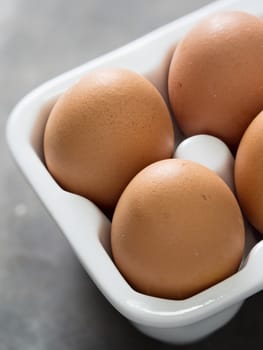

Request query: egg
[
  {"left": 44, "top": 68, "right": 174, "bottom": 211},
  {"left": 111, "top": 159, "right": 245, "bottom": 299},
  {"left": 235, "top": 111, "right": 263, "bottom": 234},
  {"left": 168, "top": 11, "right": 263, "bottom": 150}
]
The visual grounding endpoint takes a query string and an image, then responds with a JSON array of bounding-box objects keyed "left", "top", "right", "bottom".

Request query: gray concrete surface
[{"left": 1, "top": 0, "right": 263, "bottom": 349}]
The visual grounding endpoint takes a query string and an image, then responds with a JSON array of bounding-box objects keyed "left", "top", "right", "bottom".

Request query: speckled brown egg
[
  {"left": 44, "top": 68, "right": 174, "bottom": 211},
  {"left": 168, "top": 11, "right": 263, "bottom": 150},
  {"left": 111, "top": 159, "right": 245, "bottom": 300},
  {"left": 235, "top": 111, "right": 263, "bottom": 234}
]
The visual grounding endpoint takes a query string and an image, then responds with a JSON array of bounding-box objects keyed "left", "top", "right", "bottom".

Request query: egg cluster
[{"left": 43, "top": 11, "right": 263, "bottom": 300}]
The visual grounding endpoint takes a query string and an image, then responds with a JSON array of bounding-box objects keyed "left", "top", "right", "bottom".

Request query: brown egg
[
  {"left": 168, "top": 11, "right": 263, "bottom": 150},
  {"left": 44, "top": 68, "right": 174, "bottom": 211},
  {"left": 111, "top": 159, "right": 245, "bottom": 300},
  {"left": 235, "top": 111, "right": 263, "bottom": 234}
]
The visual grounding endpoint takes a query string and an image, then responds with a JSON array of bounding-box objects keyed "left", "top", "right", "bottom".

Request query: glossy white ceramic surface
[
  {"left": 174, "top": 135, "right": 235, "bottom": 190},
  {"left": 6, "top": 0, "right": 263, "bottom": 344}
]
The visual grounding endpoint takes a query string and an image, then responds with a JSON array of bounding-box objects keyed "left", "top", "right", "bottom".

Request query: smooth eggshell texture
[
  {"left": 235, "top": 111, "right": 263, "bottom": 234},
  {"left": 168, "top": 11, "right": 263, "bottom": 150},
  {"left": 111, "top": 159, "right": 245, "bottom": 299},
  {"left": 44, "top": 68, "right": 174, "bottom": 211}
]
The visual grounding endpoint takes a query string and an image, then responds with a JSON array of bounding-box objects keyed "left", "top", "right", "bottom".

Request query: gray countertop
[{"left": 1, "top": 0, "right": 263, "bottom": 349}]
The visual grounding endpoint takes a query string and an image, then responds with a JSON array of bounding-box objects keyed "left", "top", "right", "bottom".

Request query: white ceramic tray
[{"left": 6, "top": 0, "right": 263, "bottom": 344}]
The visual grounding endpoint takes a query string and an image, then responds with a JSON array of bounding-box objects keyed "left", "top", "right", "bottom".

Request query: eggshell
[
  {"left": 235, "top": 111, "right": 263, "bottom": 234},
  {"left": 168, "top": 11, "right": 263, "bottom": 150},
  {"left": 111, "top": 159, "right": 245, "bottom": 299},
  {"left": 44, "top": 68, "right": 174, "bottom": 211}
]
